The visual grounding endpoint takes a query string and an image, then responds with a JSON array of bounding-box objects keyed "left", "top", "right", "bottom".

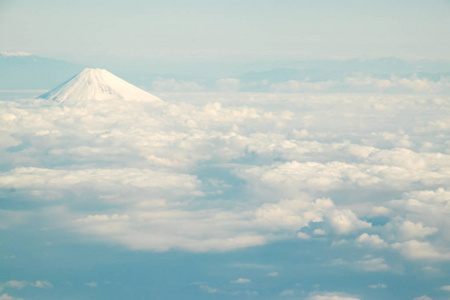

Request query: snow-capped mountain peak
[{"left": 38, "top": 68, "right": 162, "bottom": 104}]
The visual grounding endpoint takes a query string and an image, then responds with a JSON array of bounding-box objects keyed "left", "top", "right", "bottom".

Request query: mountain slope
[{"left": 38, "top": 68, "right": 162, "bottom": 104}]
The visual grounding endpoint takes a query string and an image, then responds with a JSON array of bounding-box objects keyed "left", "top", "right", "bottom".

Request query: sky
[
  {"left": 1, "top": 0, "right": 450, "bottom": 66},
  {"left": 1, "top": 1, "right": 450, "bottom": 300}
]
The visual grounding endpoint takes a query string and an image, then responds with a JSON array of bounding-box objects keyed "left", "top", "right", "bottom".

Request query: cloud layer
[{"left": 1, "top": 91, "right": 450, "bottom": 298}]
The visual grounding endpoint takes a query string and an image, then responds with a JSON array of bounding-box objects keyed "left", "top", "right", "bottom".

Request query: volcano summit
[{"left": 38, "top": 68, "right": 162, "bottom": 104}]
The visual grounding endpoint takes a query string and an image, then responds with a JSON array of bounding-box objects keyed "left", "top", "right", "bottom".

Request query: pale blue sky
[{"left": 1, "top": 0, "right": 450, "bottom": 65}]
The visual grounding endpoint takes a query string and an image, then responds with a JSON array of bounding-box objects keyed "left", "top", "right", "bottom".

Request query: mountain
[
  {"left": 38, "top": 68, "right": 162, "bottom": 104},
  {"left": 0, "top": 52, "right": 85, "bottom": 90}
]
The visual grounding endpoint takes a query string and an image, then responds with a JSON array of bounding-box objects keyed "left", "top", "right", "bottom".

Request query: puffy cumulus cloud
[
  {"left": 236, "top": 156, "right": 450, "bottom": 200},
  {"left": 254, "top": 198, "right": 332, "bottom": 231},
  {"left": 1, "top": 91, "right": 450, "bottom": 259},
  {"left": 307, "top": 291, "right": 361, "bottom": 300},
  {"left": 397, "top": 220, "right": 438, "bottom": 240},
  {"left": 71, "top": 208, "right": 267, "bottom": 252},
  {"left": 356, "top": 233, "right": 388, "bottom": 249},
  {"left": 68, "top": 197, "right": 344, "bottom": 252},
  {"left": 327, "top": 209, "right": 371, "bottom": 235},
  {"left": 392, "top": 240, "right": 450, "bottom": 261},
  {"left": 0, "top": 167, "right": 202, "bottom": 201}
]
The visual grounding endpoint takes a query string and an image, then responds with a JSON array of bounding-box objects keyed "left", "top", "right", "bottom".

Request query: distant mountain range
[
  {"left": 0, "top": 52, "right": 84, "bottom": 90},
  {"left": 240, "top": 57, "right": 450, "bottom": 83},
  {"left": 2, "top": 52, "right": 450, "bottom": 92}
]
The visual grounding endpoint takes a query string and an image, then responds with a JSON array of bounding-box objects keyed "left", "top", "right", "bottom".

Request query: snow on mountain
[{"left": 38, "top": 68, "right": 162, "bottom": 104}]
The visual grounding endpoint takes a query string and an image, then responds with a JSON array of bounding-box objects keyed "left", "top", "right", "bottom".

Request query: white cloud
[
  {"left": 413, "top": 296, "right": 432, "bottom": 300},
  {"left": 231, "top": 278, "right": 251, "bottom": 284},
  {"left": 85, "top": 282, "right": 98, "bottom": 288},
  {"left": 314, "top": 229, "right": 326, "bottom": 236},
  {"left": 1, "top": 281, "right": 26, "bottom": 290},
  {"left": 280, "top": 289, "right": 294, "bottom": 296},
  {"left": 397, "top": 220, "right": 438, "bottom": 240},
  {"left": 355, "top": 257, "right": 389, "bottom": 272},
  {"left": 269, "top": 76, "right": 450, "bottom": 94},
  {"left": 0, "top": 294, "right": 24, "bottom": 300},
  {"left": 329, "top": 257, "right": 389, "bottom": 272},
  {"left": 1, "top": 91, "right": 450, "bottom": 260},
  {"left": 297, "top": 232, "right": 311, "bottom": 239},
  {"left": 441, "top": 285, "right": 450, "bottom": 291},
  {"left": 0, "top": 280, "right": 52, "bottom": 292},
  {"left": 368, "top": 283, "right": 387, "bottom": 289},
  {"left": 356, "top": 233, "right": 388, "bottom": 248},
  {"left": 328, "top": 209, "right": 371, "bottom": 235},
  {"left": 392, "top": 240, "right": 450, "bottom": 260},
  {"left": 30, "top": 281, "right": 52, "bottom": 288},
  {"left": 198, "top": 284, "right": 218, "bottom": 294},
  {"left": 307, "top": 291, "right": 361, "bottom": 300}
]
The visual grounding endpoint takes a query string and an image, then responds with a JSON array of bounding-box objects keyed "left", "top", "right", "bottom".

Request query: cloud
[
  {"left": 441, "top": 285, "right": 450, "bottom": 291},
  {"left": 307, "top": 291, "right": 361, "bottom": 300},
  {"left": 356, "top": 233, "right": 388, "bottom": 248},
  {"left": 0, "top": 280, "right": 52, "bottom": 292},
  {"left": 397, "top": 220, "right": 438, "bottom": 240},
  {"left": 297, "top": 232, "right": 311, "bottom": 239},
  {"left": 1, "top": 90, "right": 450, "bottom": 263},
  {"left": 413, "top": 296, "right": 432, "bottom": 300},
  {"left": 85, "top": 282, "right": 98, "bottom": 288},
  {"left": 280, "top": 289, "right": 294, "bottom": 296},
  {"left": 0, "top": 282, "right": 26, "bottom": 290},
  {"left": 392, "top": 240, "right": 450, "bottom": 260},
  {"left": 0, "top": 294, "right": 24, "bottom": 300},
  {"left": 330, "top": 257, "right": 389, "bottom": 272},
  {"left": 268, "top": 76, "right": 450, "bottom": 93},
  {"left": 231, "top": 278, "right": 251, "bottom": 284},
  {"left": 216, "top": 78, "right": 241, "bottom": 92},
  {"left": 313, "top": 229, "right": 326, "bottom": 236},
  {"left": 327, "top": 210, "right": 371, "bottom": 235},
  {"left": 198, "top": 284, "right": 219, "bottom": 294},
  {"left": 368, "top": 283, "right": 387, "bottom": 289},
  {"left": 355, "top": 257, "right": 389, "bottom": 272}
]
